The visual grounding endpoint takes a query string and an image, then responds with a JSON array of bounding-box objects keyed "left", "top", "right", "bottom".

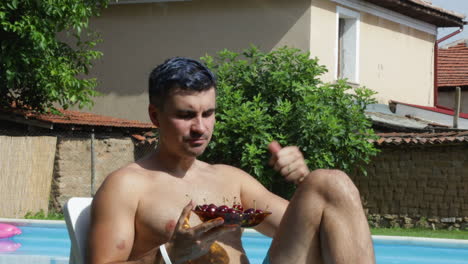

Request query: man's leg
[{"left": 268, "top": 169, "right": 375, "bottom": 264}]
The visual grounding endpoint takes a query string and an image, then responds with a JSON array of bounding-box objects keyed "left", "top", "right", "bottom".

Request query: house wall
[
  {"left": 310, "top": 0, "right": 436, "bottom": 106},
  {"left": 82, "top": 0, "right": 312, "bottom": 122},
  {"left": 351, "top": 144, "right": 468, "bottom": 228},
  {"left": 438, "top": 90, "right": 468, "bottom": 113}
]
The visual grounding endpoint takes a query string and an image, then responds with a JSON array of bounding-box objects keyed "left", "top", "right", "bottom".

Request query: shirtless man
[{"left": 88, "top": 57, "right": 375, "bottom": 264}]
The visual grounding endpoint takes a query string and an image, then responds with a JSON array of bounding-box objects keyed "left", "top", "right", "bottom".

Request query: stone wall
[
  {"left": 51, "top": 135, "right": 156, "bottom": 209},
  {"left": 351, "top": 144, "right": 468, "bottom": 229}
]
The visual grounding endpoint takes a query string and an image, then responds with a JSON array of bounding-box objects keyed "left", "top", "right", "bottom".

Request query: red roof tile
[
  {"left": 0, "top": 107, "right": 155, "bottom": 130},
  {"left": 373, "top": 131, "right": 468, "bottom": 146},
  {"left": 438, "top": 40, "right": 468, "bottom": 87}
]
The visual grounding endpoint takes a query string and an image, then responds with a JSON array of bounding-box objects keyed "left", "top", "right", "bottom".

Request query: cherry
[
  {"left": 233, "top": 204, "right": 244, "bottom": 211},
  {"left": 226, "top": 208, "right": 240, "bottom": 214},
  {"left": 206, "top": 205, "right": 217, "bottom": 216},
  {"left": 216, "top": 205, "right": 229, "bottom": 213},
  {"left": 255, "top": 209, "right": 264, "bottom": 214},
  {"left": 243, "top": 208, "right": 256, "bottom": 215}
]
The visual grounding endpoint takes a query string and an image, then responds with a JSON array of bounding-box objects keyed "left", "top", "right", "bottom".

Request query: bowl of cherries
[{"left": 193, "top": 200, "right": 271, "bottom": 228}]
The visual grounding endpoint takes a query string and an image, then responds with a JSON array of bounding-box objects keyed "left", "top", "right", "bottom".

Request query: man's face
[{"left": 150, "top": 87, "right": 216, "bottom": 157}]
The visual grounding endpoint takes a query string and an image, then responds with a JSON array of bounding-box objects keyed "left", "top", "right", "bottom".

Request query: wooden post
[{"left": 453, "top": 87, "right": 461, "bottom": 128}]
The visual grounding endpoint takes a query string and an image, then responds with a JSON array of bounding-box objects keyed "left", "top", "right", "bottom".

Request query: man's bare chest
[{"left": 135, "top": 177, "right": 241, "bottom": 243}]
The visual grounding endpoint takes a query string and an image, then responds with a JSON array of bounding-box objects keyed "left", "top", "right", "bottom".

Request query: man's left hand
[{"left": 268, "top": 141, "right": 310, "bottom": 184}]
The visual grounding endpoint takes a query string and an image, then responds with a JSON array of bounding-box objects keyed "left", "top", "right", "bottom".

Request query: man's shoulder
[
  {"left": 100, "top": 163, "right": 155, "bottom": 190},
  {"left": 209, "top": 163, "right": 252, "bottom": 179}
]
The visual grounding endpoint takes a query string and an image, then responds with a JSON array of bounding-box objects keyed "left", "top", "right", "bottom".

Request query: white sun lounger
[{"left": 63, "top": 197, "right": 93, "bottom": 264}]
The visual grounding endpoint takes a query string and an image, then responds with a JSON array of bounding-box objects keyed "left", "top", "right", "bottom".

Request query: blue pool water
[{"left": 1, "top": 222, "right": 468, "bottom": 264}]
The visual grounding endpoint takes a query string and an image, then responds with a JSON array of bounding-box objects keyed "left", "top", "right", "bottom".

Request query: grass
[
  {"left": 371, "top": 227, "right": 468, "bottom": 240},
  {"left": 24, "top": 209, "right": 64, "bottom": 220}
]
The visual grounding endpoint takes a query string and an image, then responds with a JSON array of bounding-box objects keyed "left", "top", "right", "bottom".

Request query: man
[{"left": 88, "top": 57, "right": 375, "bottom": 264}]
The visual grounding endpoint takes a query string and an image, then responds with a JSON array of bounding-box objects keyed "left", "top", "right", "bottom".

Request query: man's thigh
[{"left": 266, "top": 183, "right": 326, "bottom": 264}]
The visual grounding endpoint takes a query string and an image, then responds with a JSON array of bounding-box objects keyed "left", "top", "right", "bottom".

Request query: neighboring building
[
  {"left": 437, "top": 39, "right": 468, "bottom": 113},
  {"left": 80, "top": 0, "right": 464, "bottom": 122}
]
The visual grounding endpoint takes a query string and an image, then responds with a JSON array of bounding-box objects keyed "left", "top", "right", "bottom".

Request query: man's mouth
[{"left": 185, "top": 137, "right": 207, "bottom": 145}]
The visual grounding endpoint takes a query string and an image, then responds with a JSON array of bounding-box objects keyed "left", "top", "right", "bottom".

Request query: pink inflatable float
[
  {"left": 0, "top": 223, "right": 22, "bottom": 239},
  {"left": 0, "top": 240, "right": 21, "bottom": 252}
]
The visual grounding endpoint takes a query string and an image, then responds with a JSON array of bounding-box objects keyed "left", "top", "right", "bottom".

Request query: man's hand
[
  {"left": 268, "top": 141, "right": 310, "bottom": 184},
  {"left": 163, "top": 201, "right": 237, "bottom": 264}
]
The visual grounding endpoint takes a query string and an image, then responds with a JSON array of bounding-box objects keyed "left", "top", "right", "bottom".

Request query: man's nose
[{"left": 191, "top": 117, "right": 206, "bottom": 134}]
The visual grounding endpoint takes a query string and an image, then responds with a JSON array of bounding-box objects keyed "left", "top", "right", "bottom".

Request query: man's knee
[{"left": 300, "top": 169, "right": 361, "bottom": 205}]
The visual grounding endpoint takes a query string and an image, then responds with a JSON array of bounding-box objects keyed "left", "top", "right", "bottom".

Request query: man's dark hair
[{"left": 148, "top": 57, "right": 216, "bottom": 108}]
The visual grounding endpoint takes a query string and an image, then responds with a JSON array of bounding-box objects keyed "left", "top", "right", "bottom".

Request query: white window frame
[{"left": 335, "top": 6, "right": 360, "bottom": 84}]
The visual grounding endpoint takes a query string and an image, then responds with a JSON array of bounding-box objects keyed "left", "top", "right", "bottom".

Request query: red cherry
[
  {"left": 227, "top": 208, "right": 240, "bottom": 214},
  {"left": 217, "top": 205, "right": 229, "bottom": 213},
  {"left": 206, "top": 206, "right": 217, "bottom": 216},
  {"left": 255, "top": 209, "right": 264, "bottom": 214},
  {"left": 243, "top": 208, "right": 255, "bottom": 214},
  {"left": 233, "top": 204, "right": 244, "bottom": 211}
]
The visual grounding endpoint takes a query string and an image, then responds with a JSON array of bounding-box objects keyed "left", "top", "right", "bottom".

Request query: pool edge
[{"left": 0, "top": 217, "right": 65, "bottom": 228}]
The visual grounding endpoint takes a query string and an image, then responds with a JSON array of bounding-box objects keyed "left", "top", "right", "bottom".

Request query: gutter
[{"left": 434, "top": 27, "right": 463, "bottom": 110}]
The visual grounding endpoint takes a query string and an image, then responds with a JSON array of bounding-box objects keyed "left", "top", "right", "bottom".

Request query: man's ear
[{"left": 148, "top": 104, "right": 160, "bottom": 127}]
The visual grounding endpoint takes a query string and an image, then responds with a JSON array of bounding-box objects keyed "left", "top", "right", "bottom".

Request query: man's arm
[
  {"left": 238, "top": 141, "right": 312, "bottom": 238},
  {"left": 238, "top": 169, "right": 289, "bottom": 238},
  {"left": 88, "top": 169, "right": 149, "bottom": 264}
]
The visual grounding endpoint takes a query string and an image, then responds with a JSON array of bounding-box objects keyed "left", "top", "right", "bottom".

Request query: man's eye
[
  {"left": 177, "top": 114, "right": 192, "bottom": 119},
  {"left": 203, "top": 110, "right": 215, "bottom": 118}
]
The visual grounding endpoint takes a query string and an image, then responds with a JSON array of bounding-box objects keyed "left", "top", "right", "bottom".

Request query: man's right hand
[{"left": 161, "top": 201, "right": 237, "bottom": 264}]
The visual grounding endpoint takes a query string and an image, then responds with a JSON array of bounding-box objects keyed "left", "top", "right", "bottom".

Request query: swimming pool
[{"left": 1, "top": 219, "right": 468, "bottom": 264}]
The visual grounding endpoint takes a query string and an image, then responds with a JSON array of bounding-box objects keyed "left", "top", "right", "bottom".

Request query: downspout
[{"left": 434, "top": 27, "right": 463, "bottom": 109}]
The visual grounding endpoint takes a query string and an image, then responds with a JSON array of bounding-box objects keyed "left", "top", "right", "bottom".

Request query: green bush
[
  {"left": 201, "top": 46, "right": 378, "bottom": 198},
  {"left": 0, "top": 0, "right": 108, "bottom": 112}
]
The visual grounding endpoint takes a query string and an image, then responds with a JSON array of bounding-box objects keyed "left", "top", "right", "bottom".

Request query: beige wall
[
  {"left": 310, "top": 0, "right": 436, "bottom": 106},
  {"left": 82, "top": 0, "right": 437, "bottom": 121},
  {"left": 83, "top": 0, "right": 312, "bottom": 122}
]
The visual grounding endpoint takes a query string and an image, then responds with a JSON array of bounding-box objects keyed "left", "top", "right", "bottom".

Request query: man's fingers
[
  {"left": 201, "top": 225, "right": 238, "bottom": 242},
  {"left": 175, "top": 200, "right": 194, "bottom": 231},
  {"left": 192, "top": 217, "right": 225, "bottom": 236},
  {"left": 268, "top": 141, "right": 282, "bottom": 155}
]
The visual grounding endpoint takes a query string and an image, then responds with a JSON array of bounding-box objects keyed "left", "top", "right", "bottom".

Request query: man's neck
[{"left": 152, "top": 145, "right": 198, "bottom": 177}]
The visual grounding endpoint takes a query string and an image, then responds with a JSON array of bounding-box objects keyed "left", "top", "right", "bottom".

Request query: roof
[
  {"left": 390, "top": 100, "right": 468, "bottom": 119},
  {"left": 366, "top": 111, "right": 449, "bottom": 132},
  {"left": 373, "top": 131, "right": 468, "bottom": 146},
  {"left": 0, "top": 107, "right": 155, "bottom": 131},
  {"left": 438, "top": 39, "right": 468, "bottom": 88},
  {"left": 364, "top": 0, "right": 465, "bottom": 27}
]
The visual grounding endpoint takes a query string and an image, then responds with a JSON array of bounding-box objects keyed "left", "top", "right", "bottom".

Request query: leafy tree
[
  {"left": 201, "top": 46, "right": 379, "bottom": 198},
  {"left": 0, "top": 0, "right": 108, "bottom": 112}
]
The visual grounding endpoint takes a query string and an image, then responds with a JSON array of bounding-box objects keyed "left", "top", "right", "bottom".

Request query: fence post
[
  {"left": 90, "top": 129, "right": 96, "bottom": 196},
  {"left": 453, "top": 87, "right": 461, "bottom": 129}
]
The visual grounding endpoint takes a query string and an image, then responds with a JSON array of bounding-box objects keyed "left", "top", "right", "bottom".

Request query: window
[{"left": 336, "top": 6, "right": 360, "bottom": 83}]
